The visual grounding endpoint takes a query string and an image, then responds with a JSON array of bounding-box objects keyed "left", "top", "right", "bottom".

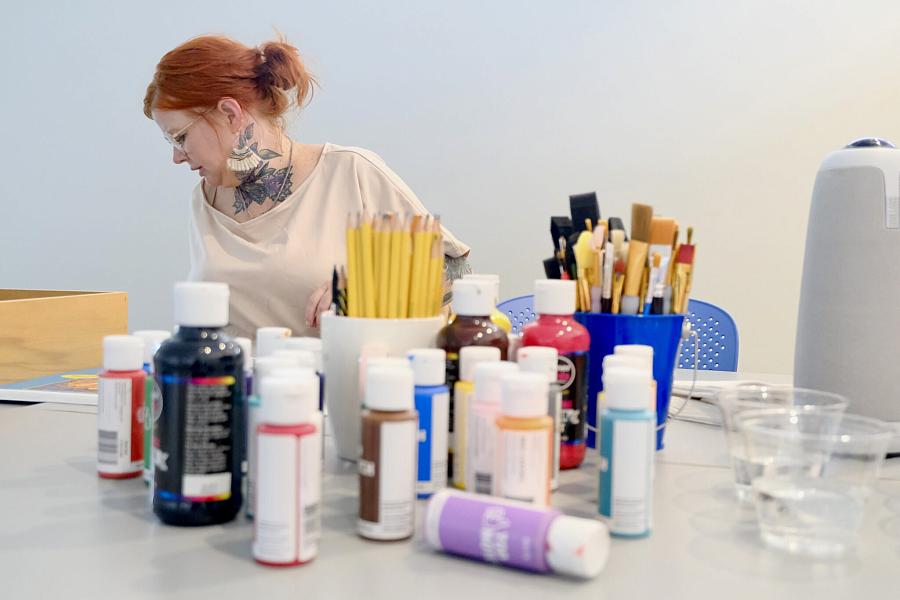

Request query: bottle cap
[
  {"left": 132, "top": 330, "right": 171, "bottom": 367},
  {"left": 233, "top": 336, "right": 253, "bottom": 371},
  {"left": 365, "top": 365, "right": 414, "bottom": 411},
  {"left": 500, "top": 372, "right": 548, "bottom": 417},
  {"left": 255, "top": 327, "right": 292, "bottom": 358},
  {"left": 253, "top": 356, "right": 297, "bottom": 380},
  {"left": 272, "top": 348, "right": 317, "bottom": 370},
  {"left": 473, "top": 361, "right": 520, "bottom": 406},
  {"left": 602, "top": 367, "right": 652, "bottom": 411},
  {"left": 459, "top": 346, "right": 501, "bottom": 381},
  {"left": 545, "top": 515, "right": 610, "bottom": 578},
  {"left": 602, "top": 353, "right": 650, "bottom": 375},
  {"left": 173, "top": 282, "right": 229, "bottom": 327},
  {"left": 451, "top": 279, "right": 495, "bottom": 316},
  {"left": 282, "top": 337, "right": 322, "bottom": 370},
  {"left": 259, "top": 371, "right": 319, "bottom": 424},
  {"left": 614, "top": 344, "right": 654, "bottom": 373},
  {"left": 463, "top": 273, "right": 501, "bottom": 303},
  {"left": 533, "top": 280, "right": 576, "bottom": 315},
  {"left": 407, "top": 348, "right": 446, "bottom": 386},
  {"left": 517, "top": 346, "right": 558, "bottom": 383},
  {"left": 103, "top": 335, "right": 144, "bottom": 371}
]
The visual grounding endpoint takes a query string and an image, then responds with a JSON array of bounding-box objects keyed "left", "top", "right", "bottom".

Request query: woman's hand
[{"left": 305, "top": 281, "right": 333, "bottom": 329}]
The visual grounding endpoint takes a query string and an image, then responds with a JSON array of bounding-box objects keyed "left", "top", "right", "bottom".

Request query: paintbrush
[
  {"left": 612, "top": 258, "right": 626, "bottom": 314},
  {"left": 608, "top": 217, "right": 628, "bottom": 241},
  {"left": 620, "top": 203, "right": 653, "bottom": 314},
  {"left": 551, "top": 217, "right": 573, "bottom": 252},
  {"left": 601, "top": 241, "right": 614, "bottom": 313},
  {"left": 672, "top": 243, "right": 695, "bottom": 313},
  {"left": 543, "top": 257, "right": 562, "bottom": 279},
  {"left": 570, "top": 192, "right": 600, "bottom": 233}
]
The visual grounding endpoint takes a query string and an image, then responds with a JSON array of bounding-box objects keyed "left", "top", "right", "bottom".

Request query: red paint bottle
[
  {"left": 521, "top": 280, "right": 590, "bottom": 470},
  {"left": 97, "top": 335, "right": 146, "bottom": 479}
]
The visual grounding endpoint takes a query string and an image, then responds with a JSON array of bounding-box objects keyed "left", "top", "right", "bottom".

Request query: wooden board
[{"left": 0, "top": 290, "right": 128, "bottom": 384}]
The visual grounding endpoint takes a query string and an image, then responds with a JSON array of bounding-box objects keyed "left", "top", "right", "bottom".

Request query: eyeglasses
[{"left": 162, "top": 111, "right": 208, "bottom": 153}]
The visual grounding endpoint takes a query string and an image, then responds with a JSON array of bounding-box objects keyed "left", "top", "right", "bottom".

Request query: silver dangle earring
[{"left": 227, "top": 122, "right": 262, "bottom": 180}]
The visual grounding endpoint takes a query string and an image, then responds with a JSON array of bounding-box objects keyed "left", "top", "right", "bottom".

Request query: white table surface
[{"left": 2, "top": 372, "right": 900, "bottom": 600}]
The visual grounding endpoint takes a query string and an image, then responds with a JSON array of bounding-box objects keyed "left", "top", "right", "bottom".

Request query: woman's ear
[{"left": 216, "top": 98, "right": 244, "bottom": 133}]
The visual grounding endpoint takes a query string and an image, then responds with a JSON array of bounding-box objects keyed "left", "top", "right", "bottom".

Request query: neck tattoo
[{"left": 231, "top": 127, "right": 295, "bottom": 214}]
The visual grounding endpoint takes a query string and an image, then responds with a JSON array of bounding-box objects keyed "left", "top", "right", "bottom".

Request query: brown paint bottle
[
  {"left": 358, "top": 364, "right": 418, "bottom": 541},
  {"left": 437, "top": 279, "right": 509, "bottom": 482}
]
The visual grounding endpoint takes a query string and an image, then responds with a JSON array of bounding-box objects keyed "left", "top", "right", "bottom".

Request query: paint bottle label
[
  {"left": 599, "top": 415, "right": 655, "bottom": 536},
  {"left": 417, "top": 390, "right": 449, "bottom": 498},
  {"left": 451, "top": 382, "right": 473, "bottom": 489},
  {"left": 558, "top": 351, "right": 588, "bottom": 445},
  {"left": 143, "top": 377, "right": 162, "bottom": 483},
  {"left": 156, "top": 375, "right": 239, "bottom": 502},
  {"left": 253, "top": 425, "right": 321, "bottom": 565},
  {"left": 445, "top": 351, "right": 460, "bottom": 480},
  {"left": 98, "top": 377, "right": 142, "bottom": 475},
  {"left": 467, "top": 406, "right": 498, "bottom": 494},
  {"left": 246, "top": 395, "right": 261, "bottom": 518},
  {"left": 359, "top": 419, "right": 417, "bottom": 540},
  {"left": 548, "top": 384, "right": 562, "bottom": 490},
  {"left": 495, "top": 429, "right": 550, "bottom": 505}
]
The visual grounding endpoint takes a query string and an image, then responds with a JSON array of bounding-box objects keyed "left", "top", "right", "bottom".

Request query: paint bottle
[
  {"left": 599, "top": 353, "right": 653, "bottom": 418},
  {"left": 282, "top": 337, "right": 325, "bottom": 411},
  {"left": 97, "top": 335, "right": 146, "bottom": 479},
  {"left": 466, "top": 360, "right": 519, "bottom": 494},
  {"left": 516, "top": 346, "right": 561, "bottom": 491},
  {"left": 437, "top": 278, "right": 509, "bottom": 483},
  {"left": 246, "top": 355, "right": 297, "bottom": 520},
  {"left": 521, "top": 279, "right": 590, "bottom": 470},
  {"left": 233, "top": 336, "right": 253, "bottom": 499},
  {"left": 253, "top": 371, "right": 321, "bottom": 566},
  {"left": 494, "top": 372, "right": 553, "bottom": 506},
  {"left": 408, "top": 348, "right": 450, "bottom": 499},
  {"left": 153, "top": 282, "right": 243, "bottom": 526},
  {"left": 234, "top": 337, "right": 254, "bottom": 398},
  {"left": 133, "top": 329, "right": 170, "bottom": 486},
  {"left": 452, "top": 346, "right": 501, "bottom": 490},
  {"left": 425, "top": 489, "right": 610, "bottom": 578},
  {"left": 272, "top": 348, "right": 317, "bottom": 372},
  {"left": 599, "top": 367, "right": 655, "bottom": 538},
  {"left": 463, "top": 273, "right": 512, "bottom": 334},
  {"left": 614, "top": 344, "right": 656, "bottom": 412},
  {"left": 358, "top": 364, "right": 418, "bottom": 541},
  {"left": 255, "top": 326, "right": 291, "bottom": 358},
  {"left": 507, "top": 333, "right": 522, "bottom": 362}
]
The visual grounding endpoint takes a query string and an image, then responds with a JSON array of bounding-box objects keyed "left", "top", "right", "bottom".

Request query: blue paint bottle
[
  {"left": 408, "top": 348, "right": 449, "bottom": 499},
  {"left": 599, "top": 366, "right": 655, "bottom": 538},
  {"left": 153, "top": 282, "right": 244, "bottom": 526}
]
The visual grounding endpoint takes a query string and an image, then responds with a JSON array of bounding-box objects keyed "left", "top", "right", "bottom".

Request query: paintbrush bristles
[
  {"left": 631, "top": 204, "right": 654, "bottom": 243},
  {"left": 648, "top": 217, "right": 676, "bottom": 246}
]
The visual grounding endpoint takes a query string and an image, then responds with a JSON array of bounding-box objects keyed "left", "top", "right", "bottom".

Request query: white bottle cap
[
  {"left": 366, "top": 357, "right": 411, "bottom": 371},
  {"left": 255, "top": 327, "right": 292, "bottom": 358},
  {"left": 365, "top": 365, "right": 414, "bottom": 411},
  {"left": 517, "top": 346, "right": 558, "bottom": 383},
  {"left": 459, "top": 346, "right": 501, "bottom": 381},
  {"left": 233, "top": 336, "right": 253, "bottom": 371},
  {"left": 451, "top": 279, "right": 495, "bottom": 316},
  {"left": 132, "top": 330, "right": 171, "bottom": 366},
  {"left": 253, "top": 356, "right": 297, "bottom": 380},
  {"left": 602, "top": 367, "right": 652, "bottom": 411},
  {"left": 103, "top": 335, "right": 144, "bottom": 371},
  {"left": 282, "top": 337, "right": 322, "bottom": 370},
  {"left": 173, "top": 282, "right": 229, "bottom": 327},
  {"left": 272, "top": 348, "right": 317, "bottom": 370},
  {"left": 500, "top": 372, "right": 548, "bottom": 417},
  {"left": 463, "top": 273, "right": 500, "bottom": 303},
  {"left": 407, "top": 348, "right": 446, "bottom": 386},
  {"left": 473, "top": 361, "right": 520, "bottom": 406},
  {"left": 259, "top": 371, "right": 319, "bottom": 424},
  {"left": 602, "top": 353, "right": 650, "bottom": 375},
  {"left": 545, "top": 515, "right": 610, "bottom": 578},
  {"left": 614, "top": 344, "right": 654, "bottom": 372},
  {"left": 533, "top": 280, "right": 576, "bottom": 315}
]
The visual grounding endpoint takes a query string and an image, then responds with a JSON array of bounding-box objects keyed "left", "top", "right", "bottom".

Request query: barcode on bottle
[
  {"left": 475, "top": 473, "right": 492, "bottom": 494},
  {"left": 98, "top": 430, "right": 118, "bottom": 464}
]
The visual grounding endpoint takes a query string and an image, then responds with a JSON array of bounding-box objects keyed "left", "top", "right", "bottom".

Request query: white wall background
[{"left": 5, "top": 0, "right": 900, "bottom": 374}]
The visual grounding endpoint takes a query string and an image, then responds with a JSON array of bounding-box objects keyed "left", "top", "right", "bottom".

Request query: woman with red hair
[{"left": 145, "top": 35, "right": 470, "bottom": 337}]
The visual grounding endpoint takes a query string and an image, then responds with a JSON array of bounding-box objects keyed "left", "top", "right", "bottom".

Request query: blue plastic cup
[{"left": 574, "top": 313, "right": 685, "bottom": 450}]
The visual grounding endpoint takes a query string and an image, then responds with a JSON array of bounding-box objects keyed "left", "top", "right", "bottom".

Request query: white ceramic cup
[{"left": 321, "top": 311, "right": 444, "bottom": 460}]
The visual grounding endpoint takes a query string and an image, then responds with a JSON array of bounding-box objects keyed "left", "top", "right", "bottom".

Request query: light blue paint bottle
[
  {"left": 408, "top": 348, "right": 450, "bottom": 499},
  {"left": 599, "top": 366, "right": 655, "bottom": 538}
]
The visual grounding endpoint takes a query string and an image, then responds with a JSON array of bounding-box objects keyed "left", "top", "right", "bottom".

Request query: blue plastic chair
[{"left": 496, "top": 295, "right": 738, "bottom": 371}]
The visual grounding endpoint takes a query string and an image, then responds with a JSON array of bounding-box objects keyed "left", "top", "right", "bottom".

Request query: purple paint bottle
[{"left": 424, "top": 489, "right": 609, "bottom": 578}]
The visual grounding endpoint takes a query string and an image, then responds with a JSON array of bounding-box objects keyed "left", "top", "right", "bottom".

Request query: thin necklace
[{"left": 209, "top": 138, "right": 295, "bottom": 213}]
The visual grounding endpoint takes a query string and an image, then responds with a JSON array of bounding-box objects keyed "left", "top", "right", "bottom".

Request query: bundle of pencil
[{"left": 342, "top": 212, "right": 444, "bottom": 318}]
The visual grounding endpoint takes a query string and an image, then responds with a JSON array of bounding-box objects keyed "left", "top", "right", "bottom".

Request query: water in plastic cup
[
  {"left": 716, "top": 385, "right": 847, "bottom": 501},
  {"left": 736, "top": 408, "right": 895, "bottom": 557}
]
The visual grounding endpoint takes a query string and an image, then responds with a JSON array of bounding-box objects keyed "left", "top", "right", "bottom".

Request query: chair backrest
[
  {"left": 678, "top": 299, "right": 739, "bottom": 371},
  {"left": 496, "top": 295, "right": 537, "bottom": 334},
  {"left": 496, "top": 294, "right": 739, "bottom": 371}
]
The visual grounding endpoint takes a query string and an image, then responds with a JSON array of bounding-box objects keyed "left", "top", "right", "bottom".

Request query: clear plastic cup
[
  {"left": 735, "top": 408, "right": 895, "bottom": 558},
  {"left": 716, "top": 385, "right": 848, "bottom": 501}
]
